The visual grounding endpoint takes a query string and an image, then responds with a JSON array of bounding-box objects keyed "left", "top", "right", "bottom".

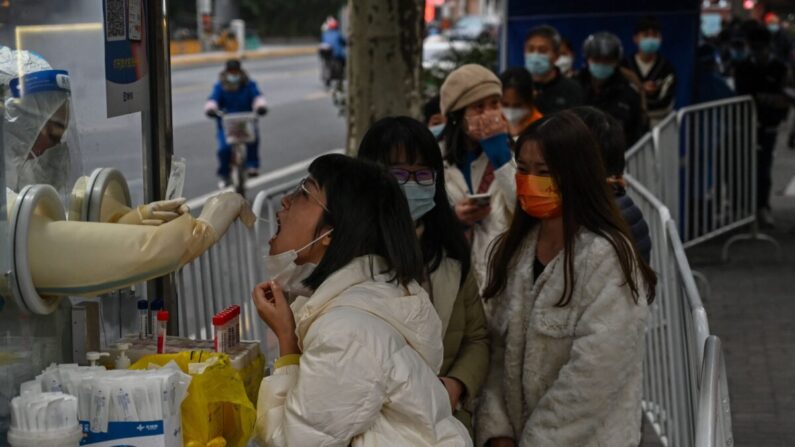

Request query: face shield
[{"left": 1, "top": 50, "right": 82, "bottom": 201}]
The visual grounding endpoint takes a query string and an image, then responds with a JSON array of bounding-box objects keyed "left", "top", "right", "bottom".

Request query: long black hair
[
  {"left": 441, "top": 108, "right": 475, "bottom": 166},
  {"left": 483, "top": 111, "right": 656, "bottom": 305},
  {"left": 302, "top": 154, "right": 425, "bottom": 290},
  {"left": 357, "top": 116, "right": 471, "bottom": 281}
]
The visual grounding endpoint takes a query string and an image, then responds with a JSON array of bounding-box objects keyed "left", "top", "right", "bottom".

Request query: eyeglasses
[
  {"left": 390, "top": 168, "right": 436, "bottom": 186},
  {"left": 286, "top": 177, "right": 329, "bottom": 212}
]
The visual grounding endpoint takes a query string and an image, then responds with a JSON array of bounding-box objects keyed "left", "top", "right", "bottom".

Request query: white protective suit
[
  {"left": 1, "top": 46, "right": 80, "bottom": 195},
  {"left": 255, "top": 255, "right": 472, "bottom": 447},
  {"left": 475, "top": 228, "right": 649, "bottom": 447},
  {"left": 1, "top": 48, "right": 255, "bottom": 299}
]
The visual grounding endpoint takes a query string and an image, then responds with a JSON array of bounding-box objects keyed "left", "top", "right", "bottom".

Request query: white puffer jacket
[
  {"left": 475, "top": 228, "right": 649, "bottom": 447},
  {"left": 255, "top": 255, "right": 472, "bottom": 447},
  {"left": 444, "top": 152, "right": 515, "bottom": 288}
]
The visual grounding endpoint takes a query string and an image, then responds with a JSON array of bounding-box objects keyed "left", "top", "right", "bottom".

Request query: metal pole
[{"left": 144, "top": 0, "right": 178, "bottom": 333}]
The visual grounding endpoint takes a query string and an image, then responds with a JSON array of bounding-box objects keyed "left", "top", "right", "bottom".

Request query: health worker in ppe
[{"left": 1, "top": 48, "right": 255, "bottom": 301}]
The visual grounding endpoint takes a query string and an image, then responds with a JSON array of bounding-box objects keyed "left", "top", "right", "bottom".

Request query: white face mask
[
  {"left": 556, "top": 55, "right": 574, "bottom": 74},
  {"left": 264, "top": 229, "right": 333, "bottom": 297},
  {"left": 502, "top": 107, "right": 528, "bottom": 126}
]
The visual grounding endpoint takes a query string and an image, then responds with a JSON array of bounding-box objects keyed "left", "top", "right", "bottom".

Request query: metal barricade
[
  {"left": 695, "top": 336, "right": 734, "bottom": 447},
  {"left": 626, "top": 97, "right": 779, "bottom": 260},
  {"left": 625, "top": 174, "right": 733, "bottom": 447},
  {"left": 626, "top": 131, "right": 661, "bottom": 198}
]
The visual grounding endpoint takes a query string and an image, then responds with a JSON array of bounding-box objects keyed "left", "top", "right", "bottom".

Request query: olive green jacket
[{"left": 428, "top": 257, "right": 490, "bottom": 432}]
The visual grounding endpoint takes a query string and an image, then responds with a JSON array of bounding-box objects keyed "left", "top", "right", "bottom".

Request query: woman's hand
[
  {"left": 439, "top": 376, "right": 465, "bottom": 411},
  {"left": 252, "top": 280, "right": 300, "bottom": 355},
  {"left": 489, "top": 438, "right": 516, "bottom": 447},
  {"left": 465, "top": 109, "right": 509, "bottom": 142},
  {"left": 455, "top": 199, "right": 491, "bottom": 226}
]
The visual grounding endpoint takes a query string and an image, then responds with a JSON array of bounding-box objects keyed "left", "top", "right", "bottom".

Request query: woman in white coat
[
  {"left": 475, "top": 111, "right": 657, "bottom": 447},
  {"left": 439, "top": 64, "right": 516, "bottom": 286},
  {"left": 252, "top": 154, "right": 472, "bottom": 447},
  {"left": 357, "top": 116, "right": 490, "bottom": 433}
]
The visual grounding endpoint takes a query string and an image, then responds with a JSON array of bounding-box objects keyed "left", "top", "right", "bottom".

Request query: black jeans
[{"left": 757, "top": 127, "right": 778, "bottom": 210}]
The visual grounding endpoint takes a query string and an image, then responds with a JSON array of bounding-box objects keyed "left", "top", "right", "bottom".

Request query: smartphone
[{"left": 468, "top": 193, "right": 492, "bottom": 207}]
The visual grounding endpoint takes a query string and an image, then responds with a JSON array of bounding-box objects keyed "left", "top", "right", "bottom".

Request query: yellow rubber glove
[{"left": 116, "top": 198, "right": 190, "bottom": 226}]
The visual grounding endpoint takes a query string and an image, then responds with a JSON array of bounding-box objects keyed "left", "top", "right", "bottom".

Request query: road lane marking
[{"left": 303, "top": 91, "right": 329, "bottom": 101}]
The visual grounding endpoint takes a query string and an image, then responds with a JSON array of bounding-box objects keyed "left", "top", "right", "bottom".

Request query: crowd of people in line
[{"left": 245, "top": 13, "right": 793, "bottom": 447}]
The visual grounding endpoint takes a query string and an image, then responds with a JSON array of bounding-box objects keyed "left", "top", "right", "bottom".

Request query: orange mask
[{"left": 516, "top": 173, "right": 562, "bottom": 219}]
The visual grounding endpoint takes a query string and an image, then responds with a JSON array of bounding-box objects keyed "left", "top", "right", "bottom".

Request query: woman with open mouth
[{"left": 251, "top": 153, "right": 472, "bottom": 446}]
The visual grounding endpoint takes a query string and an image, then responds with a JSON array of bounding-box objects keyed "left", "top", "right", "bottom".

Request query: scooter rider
[{"left": 205, "top": 59, "right": 268, "bottom": 188}]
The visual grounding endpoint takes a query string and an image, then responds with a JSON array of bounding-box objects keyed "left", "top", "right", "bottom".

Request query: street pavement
[
  {"left": 683, "top": 122, "right": 795, "bottom": 446},
  {"left": 170, "top": 54, "right": 346, "bottom": 199}
]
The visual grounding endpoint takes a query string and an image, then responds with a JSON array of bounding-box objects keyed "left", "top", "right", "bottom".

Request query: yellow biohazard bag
[{"left": 131, "top": 351, "right": 261, "bottom": 447}]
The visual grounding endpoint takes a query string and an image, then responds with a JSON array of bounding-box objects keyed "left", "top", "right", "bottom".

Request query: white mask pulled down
[{"left": 264, "top": 229, "right": 333, "bottom": 298}]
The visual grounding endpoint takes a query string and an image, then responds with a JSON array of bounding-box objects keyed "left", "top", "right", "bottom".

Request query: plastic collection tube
[
  {"left": 149, "top": 300, "right": 163, "bottom": 339},
  {"left": 137, "top": 300, "right": 148, "bottom": 339},
  {"left": 212, "top": 313, "right": 227, "bottom": 354},
  {"left": 156, "top": 311, "right": 169, "bottom": 354},
  {"left": 212, "top": 306, "right": 241, "bottom": 353}
]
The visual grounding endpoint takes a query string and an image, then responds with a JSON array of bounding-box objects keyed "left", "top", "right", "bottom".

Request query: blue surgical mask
[
  {"left": 589, "top": 62, "right": 615, "bottom": 80},
  {"left": 639, "top": 37, "right": 661, "bottom": 54},
  {"left": 226, "top": 74, "right": 241, "bottom": 84},
  {"left": 400, "top": 181, "right": 436, "bottom": 220},
  {"left": 429, "top": 124, "right": 445, "bottom": 138},
  {"left": 767, "top": 24, "right": 780, "bottom": 34},
  {"left": 524, "top": 52, "right": 552, "bottom": 76}
]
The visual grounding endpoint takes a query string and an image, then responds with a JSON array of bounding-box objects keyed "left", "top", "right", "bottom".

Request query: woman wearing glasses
[
  {"left": 251, "top": 154, "right": 472, "bottom": 446},
  {"left": 357, "top": 116, "right": 489, "bottom": 435}
]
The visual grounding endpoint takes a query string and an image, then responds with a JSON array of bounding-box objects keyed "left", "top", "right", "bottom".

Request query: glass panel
[{"left": 0, "top": 2, "right": 152, "bottom": 441}]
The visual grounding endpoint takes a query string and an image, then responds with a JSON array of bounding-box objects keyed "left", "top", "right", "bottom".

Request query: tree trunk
[{"left": 346, "top": 0, "right": 424, "bottom": 154}]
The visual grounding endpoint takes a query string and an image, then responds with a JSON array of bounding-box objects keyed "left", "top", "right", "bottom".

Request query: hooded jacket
[
  {"left": 475, "top": 228, "right": 649, "bottom": 447},
  {"left": 255, "top": 255, "right": 472, "bottom": 447}
]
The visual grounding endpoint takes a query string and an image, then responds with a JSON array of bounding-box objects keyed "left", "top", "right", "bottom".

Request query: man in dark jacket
[
  {"left": 734, "top": 24, "right": 789, "bottom": 227},
  {"left": 573, "top": 106, "right": 652, "bottom": 263},
  {"left": 623, "top": 16, "right": 677, "bottom": 126},
  {"left": 579, "top": 32, "right": 649, "bottom": 147}
]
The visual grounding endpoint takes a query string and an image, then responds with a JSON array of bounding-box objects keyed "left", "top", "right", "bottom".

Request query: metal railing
[
  {"left": 626, "top": 174, "right": 733, "bottom": 447},
  {"left": 695, "top": 336, "right": 733, "bottom": 447},
  {"left": 625, "top": 96, "right": 780, "bottom": 260}
]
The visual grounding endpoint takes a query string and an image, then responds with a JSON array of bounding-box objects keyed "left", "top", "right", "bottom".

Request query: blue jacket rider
[{"left": 205, "top": 59, "right": 268, "bottom": 186}]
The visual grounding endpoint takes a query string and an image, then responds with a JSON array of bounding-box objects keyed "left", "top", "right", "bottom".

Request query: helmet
[{"left": 583, "top": 32, "right": 623, "bottom": 61}]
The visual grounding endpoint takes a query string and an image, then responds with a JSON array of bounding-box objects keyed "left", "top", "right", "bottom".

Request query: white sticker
[
  {"left": 56, "top": 74, "right": 71, "bottom": 91},
  {"left": 128, "top": 0, "right": 142, "bottom": 41},
  {"left": 104, "top": 0, "right": 126, "bottom": 42}
]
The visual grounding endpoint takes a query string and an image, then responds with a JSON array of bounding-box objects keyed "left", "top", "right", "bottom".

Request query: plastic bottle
[
  {"left": 137, "top": 300, "right": 148, "bottom": 339},
  {"left": 150, "top": 299, "right": 163, "bottom": 339},
  {"left": 156, "top": 311, "right": 169, "bottom": 354},
  {"left": 86, "top": 352, "right": 109, "bottom": 367},
  {"left": 115, "top": 343, "right": 132, "bottom": 369}
]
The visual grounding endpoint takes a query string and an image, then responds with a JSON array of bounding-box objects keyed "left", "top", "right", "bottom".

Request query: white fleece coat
[
  {"left": 255, "top": 255, "right": 472, "bottom": 447},
  {"left": 475, "top": 228, "right": 649, "bottom": 447},
  {"left": 444, "top": 153, "right": 516, "bottom": 288}
]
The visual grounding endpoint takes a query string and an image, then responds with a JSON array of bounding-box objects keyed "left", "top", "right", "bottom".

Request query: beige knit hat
[{"left": 440, "top": 64, "right": 503, "bottom": 115}]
